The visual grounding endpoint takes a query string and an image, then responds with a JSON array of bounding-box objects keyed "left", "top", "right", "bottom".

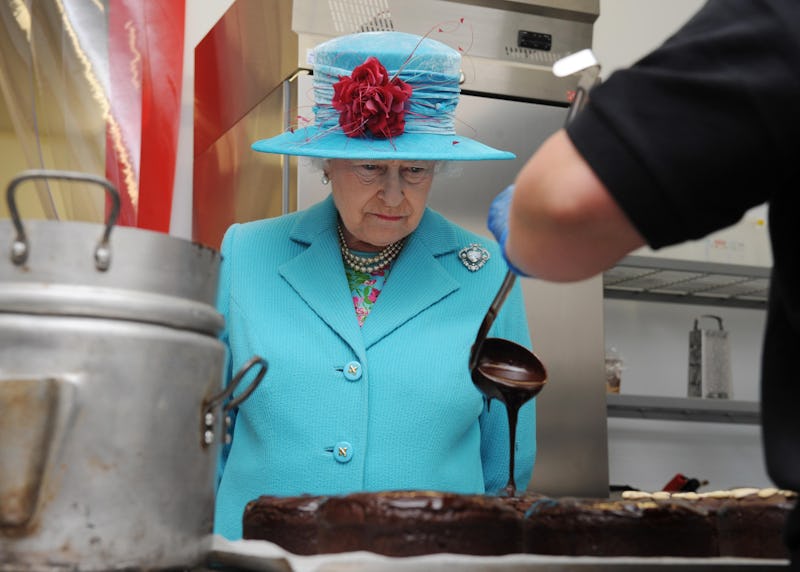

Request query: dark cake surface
[
  {"left": 240, "top": 487, "right": 797, "bottom": 559},
  {"left": 500, "top": 491, "right": 546, "bottom": 515},
  {"left": 317, "top": 490, "right": 523, "bottom": 556},
  {"left": 621, "top": 487, "right": 797, "bottom": 560},
  {"left": 524, "top": 496, "right": 717, "bottom": 557},
  {"left": 242, "top": 494, "right": 327, "bottom": 555},
  {"left": 713, "top": 488, "right": 795, "bottom": 559}
]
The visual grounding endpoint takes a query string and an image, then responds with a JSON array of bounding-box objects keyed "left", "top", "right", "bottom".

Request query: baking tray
[{"left": 207, "top": 536, "right": 789, "bottom": 572}]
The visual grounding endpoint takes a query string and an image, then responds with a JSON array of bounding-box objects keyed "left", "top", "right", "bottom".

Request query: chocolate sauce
[
  {"left": 478, "top": 361, "right": 545, "bottom": 409},
  {"left": 470, "top": 339, "right": 547, "bottom": 497}
]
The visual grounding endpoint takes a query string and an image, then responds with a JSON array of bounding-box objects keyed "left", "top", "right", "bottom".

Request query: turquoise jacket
[{"left": 213, "top": 195, "right": 536, "bottom": 539}]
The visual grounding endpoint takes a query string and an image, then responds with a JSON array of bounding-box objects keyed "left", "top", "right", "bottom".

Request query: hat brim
[{"left": 251, "top": 127, "right": 515, "bottom": 161}]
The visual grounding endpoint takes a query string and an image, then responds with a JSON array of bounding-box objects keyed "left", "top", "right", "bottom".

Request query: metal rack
[
  {"left": 607, "top": 394, "right": 760, "bottom": 425},
  {"left": 603, "top": 255, "right": 770, "bottom": 309}
]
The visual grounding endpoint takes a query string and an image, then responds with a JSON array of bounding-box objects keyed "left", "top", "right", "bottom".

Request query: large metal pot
[{"left": 0, "top": 171, "right": 265, "bottom": 571}]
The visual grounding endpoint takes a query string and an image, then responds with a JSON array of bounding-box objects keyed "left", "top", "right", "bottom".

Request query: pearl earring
[{"left": 321, "top": 173, "right": 330, "bottom": 185}]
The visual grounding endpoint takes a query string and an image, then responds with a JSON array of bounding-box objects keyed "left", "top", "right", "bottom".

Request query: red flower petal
[{"left": 331, "top": 56, "right": 412, "bottom": 139}]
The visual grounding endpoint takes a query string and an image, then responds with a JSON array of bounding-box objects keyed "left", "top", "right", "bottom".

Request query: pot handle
[
  {"left": 201, "top": 356, "right": 268, "bottom": 448},
  {"left": 6, "top": 169, "right": 121, "bottom": 271},
  {"left": 0, "top": 376, "right": 77, "bottom": 529}
]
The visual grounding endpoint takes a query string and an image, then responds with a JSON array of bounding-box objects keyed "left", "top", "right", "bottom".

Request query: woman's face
[{"left": 328, "top": 159, "right": 436, "bottom": 250}]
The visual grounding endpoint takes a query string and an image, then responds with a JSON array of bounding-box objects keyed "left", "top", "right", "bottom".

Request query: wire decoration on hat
[
  {"left": 319, "top": 19, "right": 473, "bottom": 134},
  {"left": 249, "top": 19, "right": 513, "bottom": 162},
  {"left": 306, "top": 27, "right": 462, "bottom": 145}
]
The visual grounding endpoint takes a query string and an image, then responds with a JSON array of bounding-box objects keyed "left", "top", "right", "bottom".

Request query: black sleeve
[{"left": 566, "top": 0, "right": 800, "bottom": 249}]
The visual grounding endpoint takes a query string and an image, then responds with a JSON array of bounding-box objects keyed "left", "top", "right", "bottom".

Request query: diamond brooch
[{"left": 458, "top": 243, "right": 490, "bottom": 272}]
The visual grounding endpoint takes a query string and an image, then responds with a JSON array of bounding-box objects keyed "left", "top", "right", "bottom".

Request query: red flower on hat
[{"left": 332, "top": 56, "right": 413, "bottom": 139}]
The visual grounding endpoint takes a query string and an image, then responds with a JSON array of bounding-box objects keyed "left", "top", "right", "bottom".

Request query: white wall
[
  {"left": 593, "top": 0, "right": 704, "bottom": 78},
  {"left": 605, "top": 299, "right": 770, "bottom": 491},
  {"left": 593, "top": 0, "right": 772, "bottom": 492}
]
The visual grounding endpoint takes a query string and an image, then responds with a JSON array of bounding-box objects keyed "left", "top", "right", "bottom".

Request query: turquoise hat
[{"left": 251, "top": 31, "right": 515, "bottom": 161}]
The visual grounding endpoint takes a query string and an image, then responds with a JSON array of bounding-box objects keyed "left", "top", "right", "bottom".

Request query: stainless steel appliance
[{"left": 194, "top": 0, "right": 608, "bottom": 498}]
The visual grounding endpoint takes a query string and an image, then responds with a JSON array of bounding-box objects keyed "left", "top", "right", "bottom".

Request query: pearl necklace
[{"left": 337, "top": 223, "right": 405, "bottom": 273}]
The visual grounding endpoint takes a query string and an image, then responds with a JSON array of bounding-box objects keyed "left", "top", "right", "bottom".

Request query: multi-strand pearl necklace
[{"left": 337, "top": 223, "right": 405, "bottom": 273}]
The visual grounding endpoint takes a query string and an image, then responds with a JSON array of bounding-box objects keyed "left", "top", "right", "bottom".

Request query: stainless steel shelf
[
  {"left": 604, "top": 255, "right": 770, "bottom": 309},
  {"left": 607, "top": 394, "right": 761, "bottom": 425}
]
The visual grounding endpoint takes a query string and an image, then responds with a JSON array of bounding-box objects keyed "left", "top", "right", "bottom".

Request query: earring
[{"left": 321, "top": 173, "right": 330, "bottom": 185}]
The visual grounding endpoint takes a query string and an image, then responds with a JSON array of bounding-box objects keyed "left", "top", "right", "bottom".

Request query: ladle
[
  {"left": 469, "top": 50, "right": 601, "bottom": 497},
  {"left": 468, "top": 272, "right": 547, "bottom": 497}
]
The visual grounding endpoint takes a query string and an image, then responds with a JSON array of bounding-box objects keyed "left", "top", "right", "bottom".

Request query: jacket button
[
  {"left": 343, "top": 361, "right": 362, "bottom": 381},
  {"left": 333, "top": 441, "right": 354, "bottom": 463}
]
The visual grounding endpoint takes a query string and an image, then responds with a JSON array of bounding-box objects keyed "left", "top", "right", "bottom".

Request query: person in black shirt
[{"left": 488, "top": 0, "right": 800, "bottom": 565}]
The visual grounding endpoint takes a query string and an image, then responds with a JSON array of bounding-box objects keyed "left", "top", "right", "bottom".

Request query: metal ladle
[{"left": 469, "top": 50, "right": 601, "bottom": 496}]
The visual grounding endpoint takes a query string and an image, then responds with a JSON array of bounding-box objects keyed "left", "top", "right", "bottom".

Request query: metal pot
[{"left": 0, "top": 171, "right": 265, "bottom": 571}]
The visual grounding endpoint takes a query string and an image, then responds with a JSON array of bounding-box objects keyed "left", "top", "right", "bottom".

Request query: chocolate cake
[
  {"left": 501, "top": 491, "right": 546, "bottom": 516},
  {"left": 622, "top": 488, "right": 797, "bottom": 559},
  {"left": 241, "top": 488, "right": 796, "bottom": 559},
  {"left": 523, "top": 496, "right": 718, "bottom": 557},
  {"left": 714, "top": 488, "right": 794, "bottom": 559},
  {"left": 242, "top": 494, "right": 327, "bottom": 555},
  {"left": 316, "top": 490, "right": 523, "bottom": 556}
]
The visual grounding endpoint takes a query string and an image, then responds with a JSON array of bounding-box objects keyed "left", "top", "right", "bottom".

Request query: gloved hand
[{"left": 487, "top": 184, "right": 530, "bottom": 276}]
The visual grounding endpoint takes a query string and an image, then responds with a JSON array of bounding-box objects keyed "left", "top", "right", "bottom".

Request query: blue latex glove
[{"left": 487, "top": 184, "right": 530, "bottom": 276}]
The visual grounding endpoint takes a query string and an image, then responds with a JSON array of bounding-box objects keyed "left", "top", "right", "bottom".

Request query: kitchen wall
[{"left": 592, "top": 0, "right": 772, "bottom": 492}]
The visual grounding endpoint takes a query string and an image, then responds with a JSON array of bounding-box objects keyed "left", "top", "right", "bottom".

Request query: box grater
[{"left": 688, "top": 315, "right": 733, "bottom": 399}]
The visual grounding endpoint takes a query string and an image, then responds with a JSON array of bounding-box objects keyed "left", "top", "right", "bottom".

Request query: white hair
[{"left": 305, "top": 157, "right": 461, "bottom": 178}]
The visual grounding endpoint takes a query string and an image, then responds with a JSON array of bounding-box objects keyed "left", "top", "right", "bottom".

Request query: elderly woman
[{"left": 214, "top": 30, "right": 537, "bottom": 540}]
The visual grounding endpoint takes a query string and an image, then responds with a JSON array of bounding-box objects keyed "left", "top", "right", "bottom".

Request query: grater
[{"left": 688, "top": 315, "right": 733, "bottom": 399}]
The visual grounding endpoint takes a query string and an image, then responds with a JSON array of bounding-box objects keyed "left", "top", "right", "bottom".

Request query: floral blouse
[{"left": 344, "top": 259, "right": 393, "bottom": 326}]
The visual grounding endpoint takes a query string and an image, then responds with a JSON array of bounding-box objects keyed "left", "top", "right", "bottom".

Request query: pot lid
[{"left": 0, "top": 170, "right": 223, "bottom": 335}]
